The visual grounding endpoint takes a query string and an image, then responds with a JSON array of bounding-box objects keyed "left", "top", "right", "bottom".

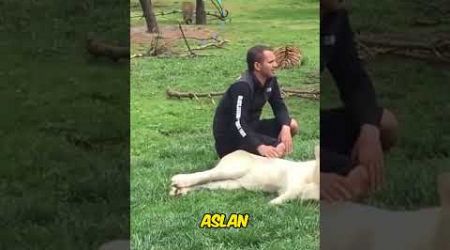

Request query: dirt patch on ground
[{"left": 130, "top": 25, "right": 219, "bottom": 47}]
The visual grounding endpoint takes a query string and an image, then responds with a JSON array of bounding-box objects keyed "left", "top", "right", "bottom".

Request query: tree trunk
[
  {"left": 139, "top": 0, "right": 159, "bottom": 33},
  {"left": 195, "top": 0, "right": 207, "bottom": 24}
]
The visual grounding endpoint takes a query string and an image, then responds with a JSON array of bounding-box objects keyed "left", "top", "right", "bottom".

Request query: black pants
[
  {"left": 320, "top": 107, "right": 383, "bottom": 175},
  {"left": 214, "top": 118, "right": 283, "bottom": 158}
]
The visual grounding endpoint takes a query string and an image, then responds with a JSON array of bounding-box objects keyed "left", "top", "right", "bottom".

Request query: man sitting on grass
[
  {"left": 212, "top": 45, "right": 298, "bottom": 159},
  {"left": 320, "top": 0, "right": 399, "bottom": 201}
]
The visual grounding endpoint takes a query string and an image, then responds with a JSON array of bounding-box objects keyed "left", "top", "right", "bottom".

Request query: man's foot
[
  {"left": 380, "top": 108, "right": 399, "bottom": 151},
  {"left": 290, "top": 118, "right": 299, "bottom": 136}
]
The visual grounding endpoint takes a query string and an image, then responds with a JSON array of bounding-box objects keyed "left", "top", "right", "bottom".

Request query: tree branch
[{"left": 178, "top": 22, "right": 196, "bottom": 57}]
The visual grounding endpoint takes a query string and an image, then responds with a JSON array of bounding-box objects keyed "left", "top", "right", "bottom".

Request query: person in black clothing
[
  {"left": 213, "top": 45, "right": 299, "bottom": 159},
  {"left": 320, "top": 0, "right": 399, "bottom": 201}
]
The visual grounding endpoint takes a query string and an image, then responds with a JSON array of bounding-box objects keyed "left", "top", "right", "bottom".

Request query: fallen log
[
  {"left": 357, "top": 35, "right": 433, "bottom": 51},
  {"left": 191, "top": 40, "right": 228, "bottom": 50},
  {"left": 356, "top": 33, "right": 450, "bottom": 63},
  {"left": 166, "top": 88, "right": 320, "bottom": 101},
  {"left": 86, "top": 34, "right": 129, "bottom": 61}
]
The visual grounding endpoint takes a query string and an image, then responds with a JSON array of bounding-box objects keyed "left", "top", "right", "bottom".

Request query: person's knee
[
  {"left": 290, "top": 118, "right": 299, "bottom": 136},
  {"left": 380, "top": 109, "right": 399, "bottom": 151}
]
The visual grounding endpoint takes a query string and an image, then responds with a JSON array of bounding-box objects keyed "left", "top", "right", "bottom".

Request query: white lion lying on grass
[
  {"left": 169, "top": 146, "right": 320, "bottom": 205},
  {"left": 321, "top": 173, "right": 450, "bottom": 250}
]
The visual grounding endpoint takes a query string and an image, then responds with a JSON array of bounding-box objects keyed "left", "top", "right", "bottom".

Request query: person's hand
[
  {"left": 278, "top": 125, "right": 293, "bottom": 155},
  {"left": 346, "top": 165, "right": 370, "bottom": 199},
  {"left": 257, "top": 145, "right": 281, "bottom": 158},
  {"left": 351, "top": 124, "right": 384, "bottom": 192},
  {"left": 320, "top": 172, "right": 354, "bottom": 202}
]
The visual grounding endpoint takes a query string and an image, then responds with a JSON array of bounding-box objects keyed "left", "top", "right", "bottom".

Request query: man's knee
[
  {"left": 380, "top": 109, "right": 399, "bottom": 151},
  {"left": 290, "top": 118, "right": 299, "bottom": 136}
]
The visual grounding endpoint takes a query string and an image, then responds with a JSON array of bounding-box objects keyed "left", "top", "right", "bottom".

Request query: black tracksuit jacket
[
  {"left": 321, "top": 9, "right": 381, "bottom": 126},
  {"left": 320, "top": 9, "right": 382, "bottom": 174},
  {"left": 213, "top": 70, "right": 290, "bottom": 152}
]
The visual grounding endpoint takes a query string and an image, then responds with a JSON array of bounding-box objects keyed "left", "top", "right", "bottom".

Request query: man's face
[{"left": 255, "top": 50, "right": 278, "bottom": 79}]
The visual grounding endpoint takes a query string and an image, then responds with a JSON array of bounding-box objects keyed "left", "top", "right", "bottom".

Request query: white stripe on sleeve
[{"left": 235, "top": 95, "right": 247, "bottom": 137}]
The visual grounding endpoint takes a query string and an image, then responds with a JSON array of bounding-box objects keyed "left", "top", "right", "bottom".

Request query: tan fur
[
  {"left": 321, "top": 173, "right": 450, "bottom": 250},
  {"left": 170, "top": 146, "right": 320, "bottom": 205}
]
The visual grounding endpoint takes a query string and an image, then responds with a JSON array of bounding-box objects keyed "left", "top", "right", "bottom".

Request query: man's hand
[
  {"left": 351, "top": 124, "right": 384, "bottom": 192},
  {"left": 346, "top": 165, "right": 370, "bottom": 199},
  {"left": 320, "top": 172, "right": 354, "bottom": 202},
  {"left": 278, "top": 125, "right": 293, "bottom": 155},
  {"left": 257, "top": 145, "right": 282, "bottom": 158}
]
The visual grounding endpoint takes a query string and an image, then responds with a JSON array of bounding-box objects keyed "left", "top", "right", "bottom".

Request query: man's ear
[{"left": 254, "top": 61, "right": 261, "bottom": 72}]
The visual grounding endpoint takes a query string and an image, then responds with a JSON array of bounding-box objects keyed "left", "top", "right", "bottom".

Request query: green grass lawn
[
  {"left": 321, "top": 0, "right": 450, "bottom": 209},
  {"left": 131, "top": 0, "right": 320, "bottom": 249},
  {"left": 1, "top": 0, "right": 129, "bottom": 248}
]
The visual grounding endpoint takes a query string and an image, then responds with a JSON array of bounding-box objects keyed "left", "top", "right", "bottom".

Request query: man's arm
[
  {"left": 230, "top": 82, "right": 283, "bottom": 157},
  {"left": 268, "top": 80, "right": 291, "bottom": 126},
  {"left": 326, "top": 10, "right": 384, "bottom": 191},
  {"left": 268, "top": 80, "right": 294, "bottom": 154},
  {"left": 326, "top": 10, "right": 380, "bottom": 127}
]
